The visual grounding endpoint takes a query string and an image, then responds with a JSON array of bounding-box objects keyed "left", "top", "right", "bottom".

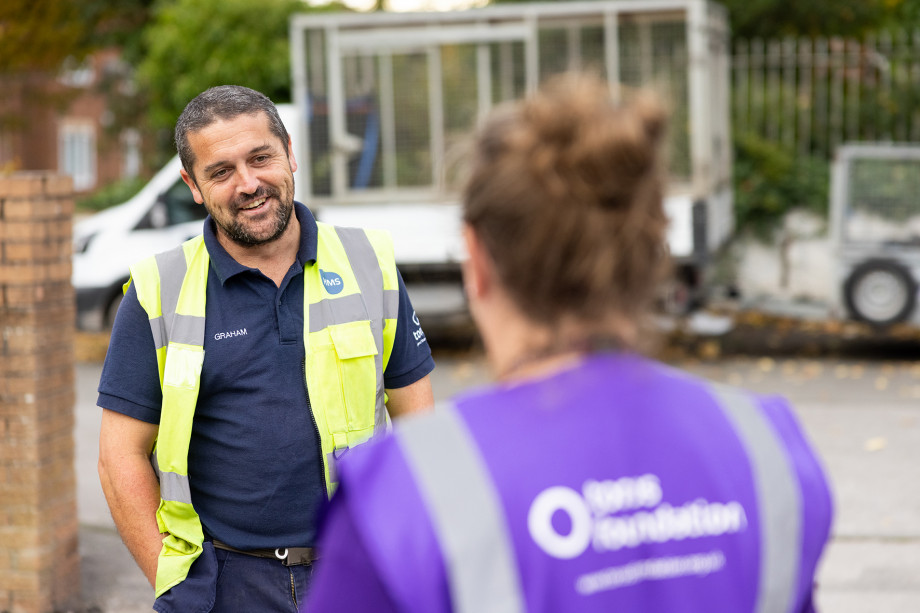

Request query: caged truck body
[{"left": 289, "top": 0, "right": 733, "bottom": 321}]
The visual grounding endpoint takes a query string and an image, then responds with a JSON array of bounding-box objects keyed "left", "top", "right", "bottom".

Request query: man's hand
[{"left": 98, "top": 408, "right": 162, "bottom": 588}]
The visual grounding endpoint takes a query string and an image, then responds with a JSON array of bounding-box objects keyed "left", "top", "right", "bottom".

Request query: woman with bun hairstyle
[{"left": 304, "top": 73, "right": 833, "bottom": 613}]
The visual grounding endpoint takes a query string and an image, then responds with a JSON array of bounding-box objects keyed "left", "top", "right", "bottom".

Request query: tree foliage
[
  {"left": 138, "top": 0, "right": 336, "bottom": 133},
  {"left": 0, "top": 0, "right": 154, "bottom": 73},
  {"left": 733, "top": 132, "right": 829, "bottom": 241},
  {"left": 718, "top": 0, "right": 916, "bottom": 40},
  {"left": 0, "top": 0, "right": 88, "bottom": 73}
]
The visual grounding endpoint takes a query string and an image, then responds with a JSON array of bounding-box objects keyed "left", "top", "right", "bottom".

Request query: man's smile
[{"left": 240, "top": 196, "right": 267, "bottom": 211}]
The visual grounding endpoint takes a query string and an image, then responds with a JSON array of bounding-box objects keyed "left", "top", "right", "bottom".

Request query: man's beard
[{"left": 216, "top": 185, "right": 293, "bottom": 247}]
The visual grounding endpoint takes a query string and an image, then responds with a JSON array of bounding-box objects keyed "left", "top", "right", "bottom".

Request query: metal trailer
[
  {"left": 289, "top": 0, "right": 732, "bottom": 320},
  {"left": 830, "top": 143, "right": 920, "bottom": 326}
]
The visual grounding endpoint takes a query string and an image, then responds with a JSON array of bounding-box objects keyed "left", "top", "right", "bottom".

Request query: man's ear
[
  {"left": 180, "top": 168, "right": 204, "bottom": 204},
  {"left": 461, "top": 224, "right": 492, "bottom": 301},
  {"left": 287, "top": 136, "right": 298, "bottom": 173}
]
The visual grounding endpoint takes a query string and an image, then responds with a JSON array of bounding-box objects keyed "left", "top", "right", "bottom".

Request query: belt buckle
[{"left": 276, "top": 547, "right": 315, "bottom": 567}]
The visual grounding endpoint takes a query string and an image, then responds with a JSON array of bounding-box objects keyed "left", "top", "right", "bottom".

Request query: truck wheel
[{"left": 843, "top": 260, "right": 916, "bottom": 326}]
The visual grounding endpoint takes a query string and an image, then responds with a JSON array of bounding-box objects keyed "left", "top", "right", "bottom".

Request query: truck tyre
[{"left": 843, "top": 260, "right": 916, "bottom": 326}]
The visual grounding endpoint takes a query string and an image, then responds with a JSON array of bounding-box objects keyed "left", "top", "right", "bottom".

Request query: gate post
[{"left": 0, "top": 172, "right": 81, "bottom": 613}]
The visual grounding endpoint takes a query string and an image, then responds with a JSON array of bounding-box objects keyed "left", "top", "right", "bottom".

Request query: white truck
[{"left": 289, "top": 0, "right": 734, "bottom": 320}]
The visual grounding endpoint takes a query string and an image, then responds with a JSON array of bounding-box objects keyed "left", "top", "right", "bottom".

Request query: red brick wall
[{"left": 0, "top": 173, "right": 81, "bottom": 613}]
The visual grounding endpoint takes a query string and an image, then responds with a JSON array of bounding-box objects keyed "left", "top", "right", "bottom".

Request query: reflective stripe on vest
[
  {"left": 148, "top": 246, "right": 207, "bottom": 349},
  {"left": 305, "top": 224, "right": 399, "bottom": 493},
  {"left": 397, "top": 404, "right": 526, "bottom": 613},
  {"left": 130, "top": 223, "right": 398, "bottom": 597},
  {"left": 151, "top": 450, "right": 192, "bottom": 505},
  {"left": 709, "top": 385, "right": 803, "bottom": 613},
  {"left": 334, "top": 226, "right": 391, "bottom": 436},
  {"left": 396, "top": 388, "right": 804, "bottom": 612}
]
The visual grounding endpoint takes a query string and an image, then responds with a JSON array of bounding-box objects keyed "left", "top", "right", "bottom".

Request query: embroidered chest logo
[{"left": 320, "top": 269, "right": 344, "bottom": 294}]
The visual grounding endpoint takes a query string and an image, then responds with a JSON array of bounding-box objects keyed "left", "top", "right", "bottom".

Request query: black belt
[{"left": 211, "top": 539, "right": 319, "bottom": 567}]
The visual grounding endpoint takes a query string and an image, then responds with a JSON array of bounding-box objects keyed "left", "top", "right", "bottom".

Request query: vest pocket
[
  {"left": 163, "top": 344, "right": 204, "bottom": 391},
  {"left": 329, "top": 320, "right": 379, "bottom": 433}
]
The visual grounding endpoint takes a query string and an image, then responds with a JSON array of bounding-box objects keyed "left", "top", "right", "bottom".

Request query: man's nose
[{"left": 236, "top": 165, "right": 260, "bottom": 195}]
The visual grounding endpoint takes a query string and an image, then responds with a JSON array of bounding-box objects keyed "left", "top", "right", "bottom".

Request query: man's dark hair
[{"left": 175, "top": 85, "right": 290, "bottom": 179}]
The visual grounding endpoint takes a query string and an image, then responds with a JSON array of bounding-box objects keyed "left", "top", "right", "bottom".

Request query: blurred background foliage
[
  {"left": 718, "top": 0, "right": 918, "bottom": 41},
  {"left": 732, "top": 133, "right": 829, "bottom": 241},
  {"left": 0, "top": 0, "right": 153, "bottom": 73},
  {"left": 138, "top": 0, "right": 349, "bottom": 164},
  {"left": 3, "top": 0, "right": 920, "bottom": 235},
  {"left": 76, "top": 177, "right": 149, "bottom": 211},
  {"left": 140, "top": 0, "right": 301, "bottom": 136}
]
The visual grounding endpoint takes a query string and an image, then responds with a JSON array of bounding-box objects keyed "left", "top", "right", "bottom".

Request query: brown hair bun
[{"left": 462, "top": 72, "right": 670, "bottom": 343}]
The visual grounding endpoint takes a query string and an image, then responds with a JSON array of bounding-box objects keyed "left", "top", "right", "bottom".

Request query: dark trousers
[
  {"left": 154, "top": 543, "right": 315, "bottom": 613},
  {"left": 212, "top": 548, "right": 314, "bottom": 612}
]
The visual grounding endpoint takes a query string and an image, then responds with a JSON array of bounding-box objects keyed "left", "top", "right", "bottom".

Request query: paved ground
[{"left": 75, "top": 336, "right": 920, "bottom": 611}]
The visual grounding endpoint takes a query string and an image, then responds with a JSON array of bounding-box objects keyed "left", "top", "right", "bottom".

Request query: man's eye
[
  {"left": 254, "top": 155, "right": 269, "bottom": 163},
  {"left": 212, "top": 169, "right": 228, "bottom": 179}
]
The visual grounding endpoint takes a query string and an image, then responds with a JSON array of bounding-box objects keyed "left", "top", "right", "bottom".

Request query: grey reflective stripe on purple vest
[
  {"left": 709, "top": 384, "right": 803, "bottom": 613},
  {"left": 396, "top": 388, "right": 804, "bottom": 613},
  {"left": 397, "top": 403, "right": 526, "bottom": 613},
  {"left": 144, "top": 226, "right": 399, "bottom": 499}
]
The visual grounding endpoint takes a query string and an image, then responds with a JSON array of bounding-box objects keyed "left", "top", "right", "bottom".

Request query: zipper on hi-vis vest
[{"left": 303, "top": 357, "right": 327, "bottom": 500}]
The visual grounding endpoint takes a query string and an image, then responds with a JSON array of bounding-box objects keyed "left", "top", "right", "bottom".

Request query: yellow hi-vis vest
[{"left": 127, "top": 223, "right": 399, "bottom": 598}]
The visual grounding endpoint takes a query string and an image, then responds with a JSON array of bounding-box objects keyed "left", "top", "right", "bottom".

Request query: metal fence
[{"left": 733, "top": 30, "right": 920, "bottom": 159}]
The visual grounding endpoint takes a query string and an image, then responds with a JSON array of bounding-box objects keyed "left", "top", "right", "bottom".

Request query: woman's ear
[{"left": 461, "top": 224, "right": 491, "bottom": 301}]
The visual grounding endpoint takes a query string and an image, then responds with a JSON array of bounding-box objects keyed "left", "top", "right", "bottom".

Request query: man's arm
[
  {"left": 98, "top": 408, "right": 163, "bottom": 588},
  {"left": 385, "top": 375, "right": 433, "bottom": 419}
]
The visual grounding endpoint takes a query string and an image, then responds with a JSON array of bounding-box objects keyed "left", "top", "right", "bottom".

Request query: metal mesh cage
[
  {"left": 293, "top": 1, "right": 727, "bottom": 205},
  {"left": 845, "top": 157, "right": 920, "bottom": 244}
]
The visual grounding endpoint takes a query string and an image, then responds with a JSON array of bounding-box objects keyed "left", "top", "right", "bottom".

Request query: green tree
[
  {"left": 733, "top": 132, "right": 829, "bottom": 241},
  {"left": 718, "top": 0, "right": 914, "bottom": 40},
  {"left": 0, "top": 0, "right": 87, "bottom": 73},
  {"left": 1, "top": 0, "right": 154, "bottom": 175},
  {"left": 0, "top": 0, "right": 153, "bottom": 73},
  {"left": 139, "top": 0, "right": 345, "bottom": 137}
]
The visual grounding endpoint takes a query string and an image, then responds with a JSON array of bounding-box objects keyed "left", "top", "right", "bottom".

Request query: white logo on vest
[{"left": 527, "top": 474, "right": 748, "bottom": 560}]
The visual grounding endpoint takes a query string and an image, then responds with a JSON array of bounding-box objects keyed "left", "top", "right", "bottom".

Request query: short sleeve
[
  {"left": 383, "top": 269, "right": 435, "bottom": 389},
  {"left": 96, "top": 282, "right": 163, "bottom": 424}
]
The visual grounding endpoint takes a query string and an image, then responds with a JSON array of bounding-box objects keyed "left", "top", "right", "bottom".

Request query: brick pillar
[{"left": 0, "top": 172, "right": 81, "bottom": 613}]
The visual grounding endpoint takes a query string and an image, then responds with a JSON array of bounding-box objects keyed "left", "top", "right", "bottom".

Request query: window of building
[
  {"left": 121, "top": 128, "right": 141, "bottom": 179},
  {"left": 58, "top": 121, "right": 97, "bottom": 191},
  {"left": 59, "top": 57, "right": 95, "bottom": 88}
]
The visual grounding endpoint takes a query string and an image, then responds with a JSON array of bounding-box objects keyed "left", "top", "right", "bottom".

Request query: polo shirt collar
[{"left": 202, "top": 201, "right": 319, "bottom": 285}]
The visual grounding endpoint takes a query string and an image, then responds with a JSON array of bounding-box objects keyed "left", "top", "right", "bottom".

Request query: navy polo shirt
[{"left": 98, "top": 202, "right": 434, "bottom": 549}]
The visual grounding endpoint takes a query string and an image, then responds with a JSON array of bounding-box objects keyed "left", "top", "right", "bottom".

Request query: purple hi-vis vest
[{"left": 337, "top": 354, "right": 834, "bottom": 612}]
